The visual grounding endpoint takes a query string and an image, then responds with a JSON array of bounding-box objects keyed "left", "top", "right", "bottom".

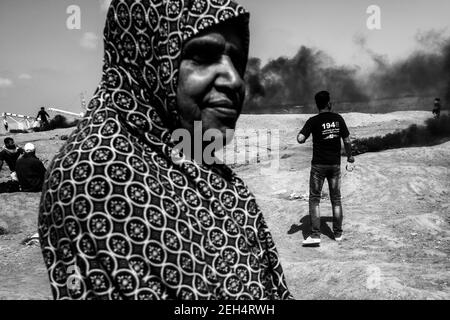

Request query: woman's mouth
[{"left": 202, "top": 100, "right": 238, "bottom": 117}]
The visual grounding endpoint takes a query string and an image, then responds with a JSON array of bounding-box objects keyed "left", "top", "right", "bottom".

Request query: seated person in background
[
  {"left": 0, "top": 179, "right": 20, "bottom": 193},
  {"left": 15, "top": 143, "right": 46, "bottom": 192},
  {"left": 0, "top": 137, "right": 24, "bottom": 180}
]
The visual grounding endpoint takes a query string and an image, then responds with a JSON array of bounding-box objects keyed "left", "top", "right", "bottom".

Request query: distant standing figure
[
  {"left": 2, "top": 116, "right": 8, "bottom": 132},
  {"left": 15, "top": 143, "right": 46, "bottom": 192},
  {"left": 297, "top": 91, "right": 354, "bottom": 246},
  {"left": 432, "top": 98, "right": 441, "bottom": 119},
  {"left": 36, "top": 107, "right": 50, "bottom": 129}
]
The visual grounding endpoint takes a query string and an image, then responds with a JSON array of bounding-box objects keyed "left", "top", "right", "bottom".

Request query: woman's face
[{"left": 176, "top": 22, "right": 247, "bottom": 145}]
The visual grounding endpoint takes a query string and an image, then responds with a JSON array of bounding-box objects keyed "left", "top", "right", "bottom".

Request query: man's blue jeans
[{"left": 309, "top": 164, "right": 343, "bottom": 238}]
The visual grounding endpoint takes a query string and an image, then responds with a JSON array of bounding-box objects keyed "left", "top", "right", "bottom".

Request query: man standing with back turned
[{"left": 297, "top": 91, "right": 354, "bottom": 246}]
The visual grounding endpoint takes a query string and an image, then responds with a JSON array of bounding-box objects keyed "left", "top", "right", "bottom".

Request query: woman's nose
[{"left": 214, "top": 55, "right": 244, "bottom": 92}]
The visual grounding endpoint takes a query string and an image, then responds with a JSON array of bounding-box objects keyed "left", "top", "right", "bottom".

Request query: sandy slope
[
  {"left": 0, "top": 112, "right": 448, "bottom": 299},
  {"left": 237, "top": 131, "right": 450, "bottom": 299}
]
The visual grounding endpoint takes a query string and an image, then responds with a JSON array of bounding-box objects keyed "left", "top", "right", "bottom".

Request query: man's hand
[
  {"left": 10, "top": 171, "right": 18, "bottom": 182},
  {"left": 343, "top": 137, "right": 354, "bottom": 162},
  {"left": 297, "top": 132, "right": 306, "bottom": 144}
]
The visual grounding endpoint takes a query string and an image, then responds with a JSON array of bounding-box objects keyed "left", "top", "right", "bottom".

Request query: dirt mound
[
  {"left": 237, "top": 139, "right": 450, "bottom": 299},
  {"left": 0, "top": 112, "right": 448, "bottom": 299}
]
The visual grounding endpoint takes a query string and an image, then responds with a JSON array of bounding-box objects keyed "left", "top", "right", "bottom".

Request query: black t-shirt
[
  {"left": 0, "top": 147, "right": 25, "bottom": 171},
  {"left": 37, "top": 110, "right": 50, "bottom": 122},
  {"left": 15, "top": 154, "right": 46, "bottom": 192},
  {"left": 300, "top": 112, "right": 350, "bottom": 165}
]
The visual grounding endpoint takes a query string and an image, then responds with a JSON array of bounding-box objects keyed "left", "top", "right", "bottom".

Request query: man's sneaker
[
  {"left": 335, "top": 234, "right": 343, "bottom": 242},
  {"left": 302, "top": 236, "right": 321, "bottom": 246}
]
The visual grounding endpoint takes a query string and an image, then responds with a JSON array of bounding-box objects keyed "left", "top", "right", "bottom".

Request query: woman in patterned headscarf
[{"left": 38, "top": 0, "right": 292, "bottom": 300}]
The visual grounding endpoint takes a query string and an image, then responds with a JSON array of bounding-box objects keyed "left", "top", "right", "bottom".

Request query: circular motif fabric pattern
[{"left": 38, "top": 0, "right": 292, "bottom": 300}]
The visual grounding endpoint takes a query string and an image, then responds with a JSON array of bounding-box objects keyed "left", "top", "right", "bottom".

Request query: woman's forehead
[{"left": 185, "top": 24, "right": 244, "bottom": 45}]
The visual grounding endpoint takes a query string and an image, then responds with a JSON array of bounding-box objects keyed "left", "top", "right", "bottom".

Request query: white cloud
[
  {"left": 18, "top": 73, "right": 32, "bottom": 80},
  {"left": 100, "top": 0, "right": 113, "bottom": 12},
  {"left": 80, "top": 32, "right": 99, "bottom": 50},
  {"left": 0, "top": 77, "right": 13, "bottom": 88}
]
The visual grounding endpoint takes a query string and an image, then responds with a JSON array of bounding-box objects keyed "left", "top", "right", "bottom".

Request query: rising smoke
[
  {"left": 244, "top": 30, "right": 450, "bottom": 113},
  {"left": 244, "top": 46, "right": 369, "bottom": 113},
  {"left": 444, "top": 42, "right": 450, "bottom": 104}
]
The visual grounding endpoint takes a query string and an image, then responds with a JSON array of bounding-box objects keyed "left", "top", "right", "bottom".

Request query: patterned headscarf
[{"left": 38, "top": 0, "right": 292, "bottom": 300}]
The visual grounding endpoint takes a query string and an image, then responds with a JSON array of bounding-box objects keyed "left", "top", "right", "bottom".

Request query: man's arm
[
  {"left": 297, "top": 119, "right": 311, "bottom": 144},
  {"left": 343, "top": 136, "right": 355, "bottom": 163},
  {"left": 339, "top": 116, "right": 354, "bottom": 162},
  {"left": 297, "top": 132, "right": 307, "bottom": 144}
]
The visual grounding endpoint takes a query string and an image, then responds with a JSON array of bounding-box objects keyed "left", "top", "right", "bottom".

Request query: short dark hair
[
  {"left": 315, "top": 91, "right": 330, "bottom": 110},
  {"left": 4, "top": 137, "right": 14, "bottom": 145}
]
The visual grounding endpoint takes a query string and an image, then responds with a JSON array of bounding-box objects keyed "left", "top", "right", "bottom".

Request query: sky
[{"left": 1, "top": 0, "right": 450, "bottom": 116}]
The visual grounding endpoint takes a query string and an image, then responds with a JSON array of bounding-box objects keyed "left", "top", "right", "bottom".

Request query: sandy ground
[{"left": 0, "top": 111, "right": 449, "bottom": 299}]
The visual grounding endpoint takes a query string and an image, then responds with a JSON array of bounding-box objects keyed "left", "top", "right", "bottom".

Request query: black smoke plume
[
  {"left": 351, "top": 114, "right": 450, "bottom": 155},
  {"left": 244, "top": 30, "right": 450, "bottom": 113},
  {"left": 444, "top": 42, "right": 450, "bottom": 104},
  {"left": 244, "top": 46, "right": 369, "bottom": 113}
]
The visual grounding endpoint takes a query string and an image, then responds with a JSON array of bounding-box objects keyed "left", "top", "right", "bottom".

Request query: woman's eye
[{"left": 191, "top": 53, "right": 217, "bottom": 64}]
